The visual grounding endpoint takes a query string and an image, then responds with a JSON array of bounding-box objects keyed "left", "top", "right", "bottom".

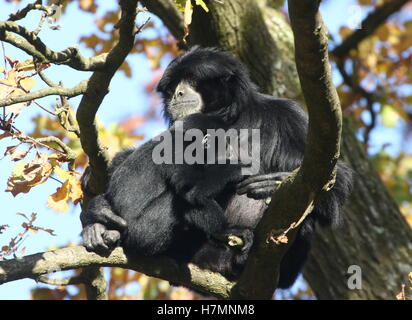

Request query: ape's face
[
  {"left": 157, "top": 47, "right": 250, "bottom": 124},
  {"left": 160, "top": 77, "right": 233, "bottom": 122},
  {"left": 164, "top": 80, "right": 204, "bottom": 121}
]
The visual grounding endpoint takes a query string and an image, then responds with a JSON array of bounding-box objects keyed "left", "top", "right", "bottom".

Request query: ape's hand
[
  {"left": 81, "top": 205, "right": 127, "bottom": 254},
  {"left": 236, "top": 172, "right": 290, "bottom": 200},
  {"left": 82, "top": 223, "right": 122, "bottom": 254}
]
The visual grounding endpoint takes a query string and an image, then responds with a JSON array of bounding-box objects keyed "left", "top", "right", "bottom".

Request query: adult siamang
[{"left": 81, "top": 47, "right": 352, "bottom": 289}]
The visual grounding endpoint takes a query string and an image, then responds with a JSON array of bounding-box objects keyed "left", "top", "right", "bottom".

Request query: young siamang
[{"left": 81, "top": 47, "right": 353, "bottom": 289}]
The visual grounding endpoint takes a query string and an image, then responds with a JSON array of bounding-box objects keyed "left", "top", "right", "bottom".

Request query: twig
[
  {"left": 7, "top": 125, "right": 67, "bottom": 156},
  {"left": 135, "top": 17, "right": 151, "bottom": 35},
  {"left": 0, "top": 80, "right": 88, "bottom": 107},
  {"left": 33, "top": 100, "right": 56, "bottom": 115},
  {"left": 33, "top": 12, "right": 47, "bottom": 36},
  {"left": 36, "top": 136, "right": 76, "bottom": 159},
  {"left": 7, "top": 1, "right": 48, "bottom": 22},
  {"left": 1, "top": 41, "right": 7, "bottom": 74},
  {"left": 55, "top": 98, "right": 81, "bottom": 137},
  {"left": 0, "top": 21, "right": 108, "bottom": 71},
  {"left": 37, "top": 69, "right": 58, "bottom": 87},
  {"left": 36, "top": 136, "right": 76, "bottom": 170}
]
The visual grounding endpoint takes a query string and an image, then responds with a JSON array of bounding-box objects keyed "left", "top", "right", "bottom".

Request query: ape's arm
[
  {"left": 236, "top": 99, "right": 353, "bottom": 229},
  {"left": 81, "top": 149, "right": 134, "bottom": 253},
  {"left": 81, "top": 194, "right": 127, "bottom": 253}
]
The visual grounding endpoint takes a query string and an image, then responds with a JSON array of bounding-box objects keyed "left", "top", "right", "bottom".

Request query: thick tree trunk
[
  {"left": 304, "top": 120, "right": 412, "bottom": 300},
  {"left": 188, "top": 0, "right": 412, "bottom": 299}
]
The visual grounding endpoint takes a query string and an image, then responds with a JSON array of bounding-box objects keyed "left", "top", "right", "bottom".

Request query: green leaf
[{"left": 381, "top": 104, "right": 399, "bottom": 128}]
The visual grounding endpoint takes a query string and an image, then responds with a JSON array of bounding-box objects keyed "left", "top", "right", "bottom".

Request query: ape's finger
[
  {"left": 92, "top": 208, "right": 127, "bottom": 231},
  {"left": 82, "top": 226, "right": 94, "bottom": 251},
  {"left": 237, "top": 172, "right": 289, "bottom": 189},
  {"left": 103, "top": 230, "right": 121, "bottom": 246},
  {"left": 236, "top": 180, "right": 277, "bottom": 195},
  {"left": 90, "top": 224, "right": 109, "bottom": 251},
  {"left": 246, "top": 187, "right": 276, "bottom": 200}
]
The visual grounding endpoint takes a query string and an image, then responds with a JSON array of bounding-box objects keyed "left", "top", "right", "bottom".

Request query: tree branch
[
  {"left": 74, "top": 0, "right": 140, "bottom": 300},
  {"left": 0, "top": 245, "right": 235, "bottom": 299},
  {"left": 332, "top": 0, "right": 410, "bottom": 59},
  {"left": 140, "top": 0, "right": 185, "bottom": 40},
  {"left": 75, "top": 0, "right": 139, "bottom": 198},
  {"left": 0, "top": 21, "right": 108, "bottom": 71},
  {"left": 0, "top": 80, "right": 88, "bottom": 107},
  {"left": 7, "top": 1, "right": 48, "bottom": 22},
  {"left": 232, "top": 0, "right": 343, "bottom": 299}
]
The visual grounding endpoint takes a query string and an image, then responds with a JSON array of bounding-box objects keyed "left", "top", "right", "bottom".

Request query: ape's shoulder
[
  {"left": 252, "top": 95, "right": 308, "bottom": 122},
  {"left": 261, "top": 95, "right": 304, "bottom": 112}
]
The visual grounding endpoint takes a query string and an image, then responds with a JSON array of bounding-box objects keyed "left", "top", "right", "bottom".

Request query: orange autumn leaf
[
  {"left": 47, "top": 180, "right": 70, "bottom": 212},
  {"left": 6, "top": 153, "right": 53, "bottom": 196},
  {"left": 68, "top": 177, "right": 83, "bottom": 204}
]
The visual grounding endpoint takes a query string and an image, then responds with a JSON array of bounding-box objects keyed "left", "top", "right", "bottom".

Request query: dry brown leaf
[
  {"left": 5, "top": 153, "right": 53, "bottom": 196},
  {"left": 4, "top": 145, "right": 18, "bottom": 156},
  {"left": 47, "top": 180, "right": 70, "bottom": 212},
  {"left": 10, "top": 149, "right": 29, "bottom": 161},
  {"left": 68, "top": 177, "right": 83, "bottom": 204}
]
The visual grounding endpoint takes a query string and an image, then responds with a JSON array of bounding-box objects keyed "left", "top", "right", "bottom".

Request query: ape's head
[{"left": 157, "top": 47, "right": 256, "bottom": 125}]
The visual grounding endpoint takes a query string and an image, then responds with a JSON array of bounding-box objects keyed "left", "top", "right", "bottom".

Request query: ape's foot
[
  {"left": 213, "top": 227, "right": 254, "bottom": 252},
  {"left": 236, "top": 172, "right": 291, "bottom": 199},
  {"left": 82, "top": 223, "right": 121, "bottom": 255}
]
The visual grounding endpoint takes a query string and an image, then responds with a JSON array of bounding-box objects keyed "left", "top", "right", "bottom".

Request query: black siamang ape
[
  {"left": 83, "top": 112, "right": 251, "bottom": 268},
  {"left": 81, "top": 47, "right": 352, "bottom": 289}
]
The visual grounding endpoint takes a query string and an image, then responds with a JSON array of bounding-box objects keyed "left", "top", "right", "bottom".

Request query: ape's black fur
[
  {"left": 81, "top": 47, "right": 353, "bottom": 288},
  {"left": 85, "top": 112, "right": 248, "bottom": 258}
]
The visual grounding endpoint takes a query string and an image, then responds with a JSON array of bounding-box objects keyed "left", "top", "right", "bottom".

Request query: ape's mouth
[
  {"left": 170, "top": 99, "right": 199, "bottom": 107},
  {"left": 170, "top": 99, "right": 203, "bottom": 120}
]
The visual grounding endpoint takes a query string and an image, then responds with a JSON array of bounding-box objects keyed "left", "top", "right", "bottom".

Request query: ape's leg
[
  {"left": 183, "top": 192, "right": 228, "bottom": 236},
  {"left": 81, "top": 194, "right": 127, "bottom": 254},
  {"left": 191, "top": 227, "right": 254, "bottom": 279},
  {"left": 183, "top": 189, "right": 255, "bottom": 253},
  {"left": 236, "top": 172, "right": 291, "bottom": 199}
]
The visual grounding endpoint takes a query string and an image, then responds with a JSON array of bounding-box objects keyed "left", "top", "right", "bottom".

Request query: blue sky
[{"left": 0, "top": 0, "right": 409, "bottom": 299}]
